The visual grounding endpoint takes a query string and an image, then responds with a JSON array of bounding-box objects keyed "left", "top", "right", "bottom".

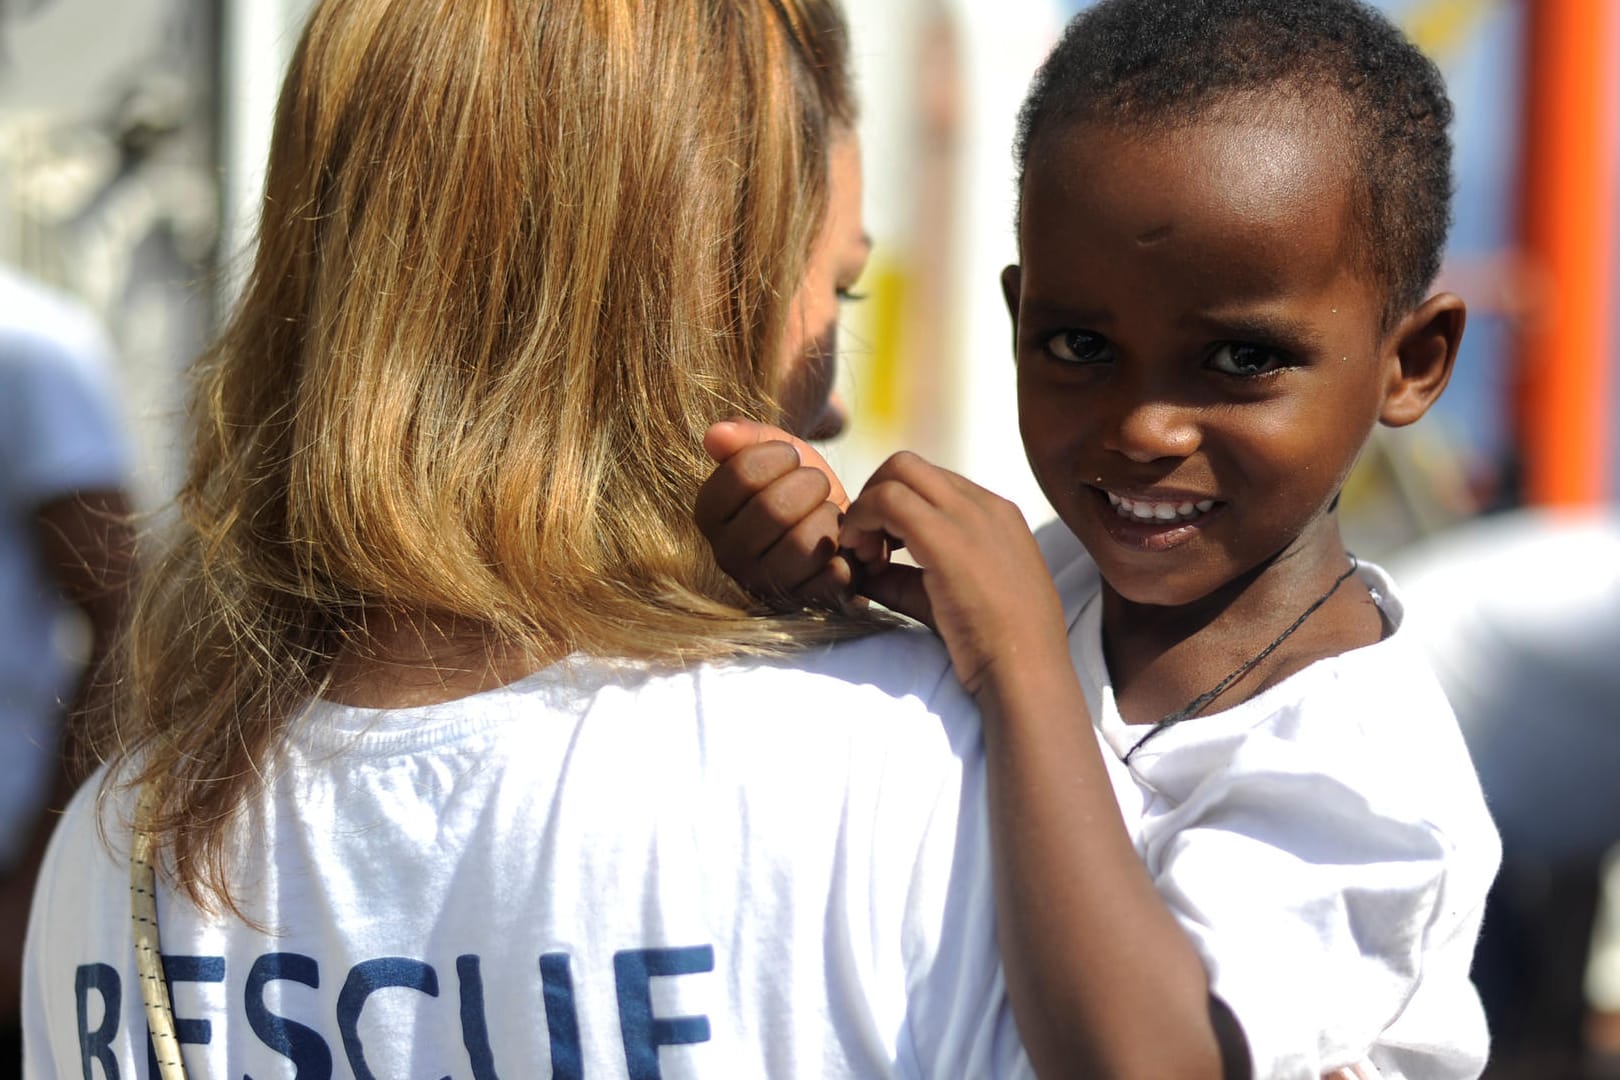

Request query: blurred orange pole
[{"left": 1516, "top": 0, "right": 1617, "bottom": 505}]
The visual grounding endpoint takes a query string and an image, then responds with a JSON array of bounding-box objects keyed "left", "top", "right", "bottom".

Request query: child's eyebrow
[
  {"left": 1017, "top": 298, "right": 1115, "bottom": 326},
  {"left": 1188, "top": 310, "right": 1322, "bottom": 348}
]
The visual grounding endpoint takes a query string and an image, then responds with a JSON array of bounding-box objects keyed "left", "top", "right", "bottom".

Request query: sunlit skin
[
  {"left": 1005, "top": 102, "right": 1462, "bottom": 723},
  {"left": 777, "top": 132, "right": 871, "bottom": 441}
]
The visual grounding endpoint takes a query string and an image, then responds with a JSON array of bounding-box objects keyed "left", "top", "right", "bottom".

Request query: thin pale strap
[{"left": 131, "top": 784, "right": 188, "bottom": 1080}]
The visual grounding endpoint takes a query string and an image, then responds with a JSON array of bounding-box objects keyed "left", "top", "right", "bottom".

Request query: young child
[{"left": 697, "top": 1, "right": 1500, "bottom": 1078}]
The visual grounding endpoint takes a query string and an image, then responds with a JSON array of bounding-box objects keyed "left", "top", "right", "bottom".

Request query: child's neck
[{"left": 1099, "top": 533, "right": 1385, "bottom": 727}]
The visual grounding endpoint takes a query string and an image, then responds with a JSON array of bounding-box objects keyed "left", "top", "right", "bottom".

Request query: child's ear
[
  {"left": 1001, "top": 265, "right": 1022, "bottom": 353},
  {"left": 1379, "top": 291, "right": 1466, "bottom": 428},
  {"left": 1000, "top": 265, "right": 1022, "bottom": 316}
]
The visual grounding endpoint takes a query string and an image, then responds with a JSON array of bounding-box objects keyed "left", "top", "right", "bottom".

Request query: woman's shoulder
[
  {"left": 25, "top": 768, "right": 134, "bottom": 967},
  {"left": 285, "top": 636, "right": 984, "bottom": 786},
  {"left": 692, "top": 627, "right": 982, "bottom": 754},
  {"left": 45, "top": 765, "right": 132, "bottom": 856}
]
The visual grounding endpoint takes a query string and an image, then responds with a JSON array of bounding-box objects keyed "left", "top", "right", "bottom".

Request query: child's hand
[
  {"left": 839, "top": 452, "right": 1070, "bottom": 697},
  {"left": 696, "top": 420, "right": 858, "bottom": 606}
]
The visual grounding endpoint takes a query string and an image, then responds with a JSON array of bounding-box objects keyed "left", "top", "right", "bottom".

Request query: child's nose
[{"left": 1102, "top": 397, "right": 1200, "bottom": 463}]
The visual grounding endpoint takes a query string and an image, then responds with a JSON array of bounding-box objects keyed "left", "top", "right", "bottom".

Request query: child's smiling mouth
[
  {"left": 1089, "top": 487, "right": 1225, "bottom": 553},
  {"left": 1105, "top": 491, "right": 1217, "bottom": 523}
]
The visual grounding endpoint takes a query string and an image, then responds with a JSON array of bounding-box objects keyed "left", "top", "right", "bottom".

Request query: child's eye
[
  {"left": 1207, "top": 342, "right": 1288, "bottom": 377},
  {"left": 1045, "top": 330, "right": 1111, "bottom": 364},
  {"left": 836, "top": 287, "right": 868, "bottom": 304}
]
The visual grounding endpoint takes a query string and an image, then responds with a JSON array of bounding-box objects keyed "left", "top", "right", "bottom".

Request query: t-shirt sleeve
[
  {"left": 1144, "top": 733, "right": 1454, "bottom": 1079},
  {"left": 2, "top": 323, "right": 129, "bottom": 505}
]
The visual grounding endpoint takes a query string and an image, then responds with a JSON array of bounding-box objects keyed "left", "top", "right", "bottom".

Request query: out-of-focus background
[{"left": 0, "top": 0, "right": 1614, "bottom": 1076}]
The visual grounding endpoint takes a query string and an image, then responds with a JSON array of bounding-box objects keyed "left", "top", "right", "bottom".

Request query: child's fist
[
  {"left": 696, "top": 420, "right": 855, "bottom": 607},
  {"left": 838, "top": 451, "right": 1068, "bottom": 697}
]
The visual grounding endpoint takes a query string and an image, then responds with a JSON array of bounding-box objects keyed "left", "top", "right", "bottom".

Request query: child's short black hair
[{"left": 1016, "top": 0, "right": 1454, "bottom": 329}]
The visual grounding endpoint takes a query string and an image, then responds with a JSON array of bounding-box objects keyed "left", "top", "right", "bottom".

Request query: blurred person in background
[
  {"left": 0, "top": 261, "right": 133, "bottom": 1069},
  {"left": 1390, "top": 508, "right": 1620, "bottom": 1079}
]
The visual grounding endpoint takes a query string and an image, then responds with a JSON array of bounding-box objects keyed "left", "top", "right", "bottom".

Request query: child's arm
[
  {"left": 696, "top": 420, "right": 864, "bottom": 607},
  {"left": 837, "top": 451, "right": 1246, "bottom": 1080},
  {"left": 698, "top": 432, "right": 1437, "bottom": 1079}
]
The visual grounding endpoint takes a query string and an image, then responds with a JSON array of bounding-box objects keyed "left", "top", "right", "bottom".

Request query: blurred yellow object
[
  {"left": 1401, "top": 0, "right": 1500, "bottom": 61},
  {"left": 852, "top": 256, "right": 911, "bottom": 435}
]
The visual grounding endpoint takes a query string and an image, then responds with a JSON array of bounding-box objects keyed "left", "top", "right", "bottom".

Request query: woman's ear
[{"left": 1380, "top": 291, "right": 1466, "bottom": 428}]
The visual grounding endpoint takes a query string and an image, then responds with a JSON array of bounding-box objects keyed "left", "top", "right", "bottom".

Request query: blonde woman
[{"left": 21, "top": 1, "right": 1034, "bottom": 1076}]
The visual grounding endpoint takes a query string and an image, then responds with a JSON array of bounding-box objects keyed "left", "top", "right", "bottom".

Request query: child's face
[{"left": 1005, "top": 105, "right": 1397, "bottom": 608}]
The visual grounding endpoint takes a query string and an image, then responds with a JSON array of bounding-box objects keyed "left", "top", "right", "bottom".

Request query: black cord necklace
[{"left": 1123, "top": 554, "right": 1360, "bottom": 764}]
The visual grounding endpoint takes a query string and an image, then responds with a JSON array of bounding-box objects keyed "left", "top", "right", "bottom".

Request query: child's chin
[
  {"left": 1104, "top": 575, "right": 1217, "bottom": 609},
  {"left": 1090, "top": 553, "right": 1231, "bottom": 609}
]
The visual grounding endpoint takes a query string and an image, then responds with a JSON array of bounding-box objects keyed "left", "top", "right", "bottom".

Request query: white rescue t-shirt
[
  {"left": 1040, "top": 521, "right": 1501, "bottom": 1080},
  {"left": 24, "top": 630, "right": 1045, "bottom": 1079}
]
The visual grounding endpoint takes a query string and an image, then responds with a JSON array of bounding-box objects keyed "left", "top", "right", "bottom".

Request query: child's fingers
[
  {"left": 846, "top": 450, "right": 1028, "bottom": 572},
  {"left": 753, "top": 499, "right": 846, "bottom": 595},
  {"left": 839, "top": 529, "right": 890, "bottom": 569},
  {"left": 840, "top": 451, "right": 977, "bottom": 565},
  {"left": 795, "top": 555, "right": 858, "bottom": 608},
  {"left": 705, "top": 467, "right": 836, "bottom": 587},
  {"left": 703, "top": 420, "right": 850, "bottom": 510},
  {"left": 702, "top": 419, "right": 777, "bottom": 463},
  {"left": 837, "top": 470, "right": 940, "bottom": 567},
  {"left": 855, "top": 450, "right": 969, "bottom": 510},
  {"left": 695, "top": 441, "right": 803, "bottom": 535},
  {"left": 857, "top": 563, "right": 934, "bottom": 628},
  {"left": 838, "top": 477, "right": 946, "bottom": 564},
  {"left": 727, "top": 467, "right": 834, "bottom": 552}
]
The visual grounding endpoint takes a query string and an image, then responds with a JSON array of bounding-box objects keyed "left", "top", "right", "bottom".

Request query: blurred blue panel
[{"left": 1380, "top": 0, "right": 1524, "bottom": 479}]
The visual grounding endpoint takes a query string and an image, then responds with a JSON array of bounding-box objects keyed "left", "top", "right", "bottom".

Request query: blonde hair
[{"left": 94, "top": 0, "right": 859, "bottom": 912}]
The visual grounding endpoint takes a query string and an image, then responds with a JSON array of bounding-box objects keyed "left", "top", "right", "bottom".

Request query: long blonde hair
[{"left": 95, "top": 0, "right": 859, "bottom": 912}]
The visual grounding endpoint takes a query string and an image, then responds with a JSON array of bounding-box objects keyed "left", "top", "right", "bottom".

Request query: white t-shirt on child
[
  {"left": 22, "top": 632, "right": 1041, "bottom": 1079},
  {"left": 1039, "top": 521, "right": 1501, "bottom": 1080}
]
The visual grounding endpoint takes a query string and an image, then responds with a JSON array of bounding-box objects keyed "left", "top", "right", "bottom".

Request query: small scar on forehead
[{"left": 1135, "top": 224, "right": 1174, "bottom": 246}]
